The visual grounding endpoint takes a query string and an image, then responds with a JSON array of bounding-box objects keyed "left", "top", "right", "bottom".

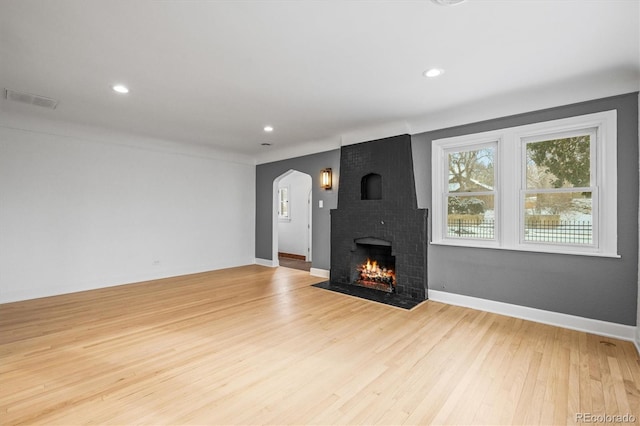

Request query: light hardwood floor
[{"left": 1, "top": 265, "right": 639, "bottom": 425}]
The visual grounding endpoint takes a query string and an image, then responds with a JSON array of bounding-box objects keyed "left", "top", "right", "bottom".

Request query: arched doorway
[{"left": 272, "top": 169, "right": 312, "bottom": 270}]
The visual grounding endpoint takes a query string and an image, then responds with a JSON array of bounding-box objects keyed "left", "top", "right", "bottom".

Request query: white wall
[
  {"left": 0, "top": 118, "right": 256, "bottom": 303},
  {"left": 277, "top": 171, "right": 311, "bottom": 257}
]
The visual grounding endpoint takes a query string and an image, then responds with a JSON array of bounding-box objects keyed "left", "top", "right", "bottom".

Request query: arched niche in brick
[{"left": 361, "top": 173, "right": 382, "bottom": 200}]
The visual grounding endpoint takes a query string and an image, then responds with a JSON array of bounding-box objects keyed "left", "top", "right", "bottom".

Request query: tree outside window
[
  {"left": 446, "top": 146, "right": 496, "bottom": 240},
  {"left": 524, "top": 131, "right": 595, "bottom": 244}
]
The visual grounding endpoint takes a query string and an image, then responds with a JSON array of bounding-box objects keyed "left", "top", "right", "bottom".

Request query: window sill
[{"left": 430, "top": 240, "right": 621, "bottom": 258}]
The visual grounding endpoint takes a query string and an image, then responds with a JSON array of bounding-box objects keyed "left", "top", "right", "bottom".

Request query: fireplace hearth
[{"left": 320, "top": 134, "right": 428, "bottom": 307}]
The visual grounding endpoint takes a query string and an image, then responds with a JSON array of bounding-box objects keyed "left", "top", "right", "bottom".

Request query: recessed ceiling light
[
  {"left": 423, "top": 68, "right": 444, "bottom": 78},
  {"left": 263, "top": 125, "right": 274, "bottom": 132},
  {"left": 431, "top": 0, "right": 467, "bottom": 5},
  {"left": 112, "top": 84, "right": 130, "bottom": 94}
]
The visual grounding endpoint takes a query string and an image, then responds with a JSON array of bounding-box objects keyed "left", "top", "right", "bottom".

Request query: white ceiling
[{"left": 1, "top": 0, "right": 639, "bottom": 163}]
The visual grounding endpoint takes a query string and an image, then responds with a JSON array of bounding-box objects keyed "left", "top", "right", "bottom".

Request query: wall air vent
[{"left": 4, "top": 88, "right": 59, "bottom": 109}]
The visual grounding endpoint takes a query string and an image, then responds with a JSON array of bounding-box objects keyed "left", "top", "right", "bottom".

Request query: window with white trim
[
  {"left": 278, "top": 186, "right": 290, "bottom": 221},
  {"left": 432, "top": 110, "right": 618, "bottom": 257}
]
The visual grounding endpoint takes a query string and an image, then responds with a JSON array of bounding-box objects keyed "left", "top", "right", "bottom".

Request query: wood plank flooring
[
  {"left": 278, "top": 256, "right": 312, "bottom": 272},
  {"left": 1, "top": 265, "right": 639, "bottom": 425}
]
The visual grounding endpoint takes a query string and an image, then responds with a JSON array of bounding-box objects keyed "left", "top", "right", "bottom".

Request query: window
[
  {"left": 446, "top": 144, "right": 496, "bottom": 240},
  {"left": 523, "top": 129, "right": 595, "bottom": 246},
  {"left": 278, "top": 186, "right": 290, "bottom": 221},
  {"left": 432, "top": 110, "right": 617, "bottom": 257}
]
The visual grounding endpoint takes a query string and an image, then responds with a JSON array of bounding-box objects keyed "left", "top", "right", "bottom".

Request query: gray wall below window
[
  {"left": 255, "top": 150, "right": 340, "bottom": 270},
  {"left": 412, "top": 92, "right": 639, "bottom": 325}
]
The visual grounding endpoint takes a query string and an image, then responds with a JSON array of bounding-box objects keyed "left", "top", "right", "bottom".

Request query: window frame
[{"left": 431, "top": 110, "right": 618, "bottom": 258}]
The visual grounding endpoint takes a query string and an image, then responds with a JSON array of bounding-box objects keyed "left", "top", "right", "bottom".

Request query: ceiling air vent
[{"left": 4, "top": 88, "right": 59, "bottom": 109}]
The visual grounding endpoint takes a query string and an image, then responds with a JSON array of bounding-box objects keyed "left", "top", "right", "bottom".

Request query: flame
[
  {"left": 358, "top": 258, "right": 395, "bottom": 286},
  {"left": 365, "top": 259, "right": 378, "bottom": 272}
]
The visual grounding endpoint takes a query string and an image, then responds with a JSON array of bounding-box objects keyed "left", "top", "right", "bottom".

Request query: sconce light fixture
[{"left": 321, "top": 168, "right": 332, "bottom": 190}]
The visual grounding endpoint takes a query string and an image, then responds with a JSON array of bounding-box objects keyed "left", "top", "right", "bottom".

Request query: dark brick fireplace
[{"left": 329, "top": 134, "right": 428, "bottom": 302}]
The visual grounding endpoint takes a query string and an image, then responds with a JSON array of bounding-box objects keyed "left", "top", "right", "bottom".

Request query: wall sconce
[{"left": 321, "top": 168, "right": 332, "bottom": 190}]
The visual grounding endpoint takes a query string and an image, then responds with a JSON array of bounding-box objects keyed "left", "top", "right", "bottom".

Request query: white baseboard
[
  {"left": 255, "top": 258, "right": 278, "bottom": 267},
  {"left": 428, "top": 289, "right": 637, "bottom": 342},
  {"left": 310, "top": 268, "right": 330, "bottom": 279}
]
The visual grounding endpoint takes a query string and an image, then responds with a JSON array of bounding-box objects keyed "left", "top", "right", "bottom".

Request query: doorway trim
[{"left": 272, "top": 169, "right": 312, "bottom": 268}]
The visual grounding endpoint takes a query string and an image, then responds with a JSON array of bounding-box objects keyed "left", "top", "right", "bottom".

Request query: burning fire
[{"left": 358, "top": 258, "right": 395, "bottom": 287}]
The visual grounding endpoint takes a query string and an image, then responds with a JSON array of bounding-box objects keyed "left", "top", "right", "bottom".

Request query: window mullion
[{"left": 501, "top": 132, "right": 519, "bottom": 248}]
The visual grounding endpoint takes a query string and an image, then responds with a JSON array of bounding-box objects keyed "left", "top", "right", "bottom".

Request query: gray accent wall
[
  {"left": 255, "top": 93, "right": 638, "bottom": 325},
  {"left": 412, "top": 92, "right": 639, "bottom": 325},
  {"left": 255, "top": 150, "right": 340, "bottom": 270}
]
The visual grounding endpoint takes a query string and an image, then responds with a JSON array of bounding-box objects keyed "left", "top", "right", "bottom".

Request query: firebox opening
[
  {"left": 361, "top": 173, "right": 382, "bottom": 200},
  {"left": 351, "top": 242, "right": 396, "bottom": 293}
]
